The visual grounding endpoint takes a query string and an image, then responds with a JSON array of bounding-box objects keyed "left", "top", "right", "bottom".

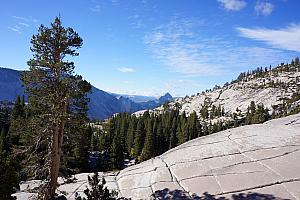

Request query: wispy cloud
[
  {"left": 90, "top": 4, "right": 101, "bottom": 12},
  {"left": 13, "top": 15, "right": 38, "bottom": 23},
  {"left": 255, "top": 1, "right": 274, "bottom": 16},
  {"left": 111, "top": 0, "right": 120, "bottom": 6},
  {"left": 13, "top": 16, "right": 28, "bottom": 21},
  {"left": 8, "top": 26, "right": 21, "bottom": 34},
  {"left": 128, "top": 14, "right": 144, "bottom": 29},
  {"left": 145, "top": 19, "right": 234, "bottom": 76},
  {"left": 237, "top": 24, "right": 300, "bottom": 52},
  {"left": 217, "top": 0, "right": 246, "bottom": 11},
  {"left": 145, "top": 19, "right": 294, "bottom": 77},
  {"left": 117, "top": 67, "right": 135, "bottom": 73},
  {"left": 145, "top": 19, "right": 225, "bottom": 76},
  {"left": 18, "top": 22, "right": 30, "bottom": 27},
  {"left": 8, "top": 15, "right": 38, "bottom": 34}
]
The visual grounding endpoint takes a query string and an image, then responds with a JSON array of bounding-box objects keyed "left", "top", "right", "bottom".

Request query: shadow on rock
[{"left": 151, "top": 189, "right": 290, "bottom": 200}]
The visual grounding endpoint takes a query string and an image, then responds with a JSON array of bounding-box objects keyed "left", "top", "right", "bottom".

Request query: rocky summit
[{"left": 14, "top": 113, "right": 300, "bottom": 200}]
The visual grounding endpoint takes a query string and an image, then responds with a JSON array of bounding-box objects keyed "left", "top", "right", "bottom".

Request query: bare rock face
[
  {"left": 114, "top": 114, "right": 300, "bottom": 199},
  {"left": 134, "top": 71, "right": 300, "bottom": 120},
  {"left": 14, "top": 114, "right": 300, "bottom": 200}
]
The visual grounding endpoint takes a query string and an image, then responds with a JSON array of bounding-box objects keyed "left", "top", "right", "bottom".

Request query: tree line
[{"left": 92, "top": 100, "right": 272, "bottom": 172}]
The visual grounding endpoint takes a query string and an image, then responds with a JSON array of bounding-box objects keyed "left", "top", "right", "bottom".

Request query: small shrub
[{"left": 75, "top": 172, "right": 118, "bottom": 200}]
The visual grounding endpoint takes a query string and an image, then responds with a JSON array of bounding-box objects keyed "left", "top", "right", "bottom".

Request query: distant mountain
[
  {"left": 158, "top": 92, "right": 173, "bottom": 103},
  {"left": 0, "top": 67, "right": 173, "bottom": 120},
  {"left": 111, "top": 93, "right": 157, "bottom": 103},
  {"left": 0, "top": 68, "right": 24, "bottom": 101}
]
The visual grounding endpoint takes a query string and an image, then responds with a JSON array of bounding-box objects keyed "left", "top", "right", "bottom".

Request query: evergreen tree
[
  {"left": 176, "top": 123, "right": 185, "bottom": 145},
  {"left": 295, "top": 57, "right": 299, "bottom": 65},
  {"left": 155, "top": 121, "right": 164, "bottom": 155},
  {"left": 133, "top": 120, "right": 144, "bottom": 160},
  {"left": 140, "top": 119, "right": 155, "bottom": 161},
  {"left": 21, "top": 17, "right": 91, "bottom": 199},
  {"left": 75, "top": 172, "right": 117, "bottom": 200},
  {"left": 11, "top": 95, "right": 25, "bottom": 119},
  {"left": 109, "top": 135, "right": 124, "bottom": 169},
  {"left": 9, "top": 95, "right": 27, "bottom": 146},
  {"left": 126, "top": 117, "right": 136, "bottom": 156},
  {"left": 168, "top": 118, "right": 177, "bottom": 149},
  {"left": 0, "top": 141, "right": 20, "bottom": 200},
  {"left": 0, "top": 131, "right": 4, "bottom": 153}
]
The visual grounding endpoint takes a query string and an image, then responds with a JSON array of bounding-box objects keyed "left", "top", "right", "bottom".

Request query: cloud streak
[
  {"left": 217, "top": 0, "right": 246, "bottom": 11},
  {"left": 117, "top": 67, "right": 135, "bottom": 73},
  {"left": 90, "top": 4, "right": 101, "bottom": 12},
  {"left": 8, "top": 26, "right": 22, "bottom": 34},
  {"left": 145, "top": 19, "right": 225, "bottom": 76},
  {"left": 237, "top": 24, "right": 300, "bottom": 52},
  {"left": 8, "top": 15, "right": 38, "bottom": 34},
  {"left": 145, "top": 19, "right": 295, "bottom": 77}
]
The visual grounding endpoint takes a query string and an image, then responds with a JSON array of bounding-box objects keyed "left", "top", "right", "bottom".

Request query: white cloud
[
  {"left": 255, "top": 1, "right": 274, "bottom": 16},
  {"left": 145, "top": 19, "right": 225, "bottom": 76},
  {"left": 19, "top": 22, "right": 30, "bottom": 27},
  {"left": 13, "top": 15, "right": 38, "bottom": 23},
  {"left": 8, "top": 26, "right": 21, "bottom": 34},
  {"left": 117, "top": 67, "right": 135, "bottom": 73},
  {"left": 13, "top": 16, "right": 29, "bottom": 21},
  {"left": 9, "top": 15, "right": 38, "bottom": 34},
  {"left": 111, "top": 0, "right": 120, "bottom": 5},
  {"left": 128, "top": 14, "right": 144, "bottom": 29},
  {"left": 217, "top": 0, "right": 246, "bottom": 11},
  {"left": 90, "top": 5, "right": 101, "bottom": 12},
  {"left": 145, "top": 19, "right": 295, "bottom": 78},
  {"left": 237, "top": 24, "right": 300, "bottom": 52}
]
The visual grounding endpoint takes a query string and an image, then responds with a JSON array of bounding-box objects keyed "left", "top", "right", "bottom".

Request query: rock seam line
[
  {"left": 158, "top": 156, "right": 192, "bottom": 198},
  {"left": 228, "top": 133, "right": 299, "bottom": 200}
]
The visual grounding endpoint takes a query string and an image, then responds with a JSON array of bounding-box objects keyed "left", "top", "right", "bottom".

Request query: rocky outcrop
[{"left": 14, "top": 114, "right": 300, "bottom": 199}]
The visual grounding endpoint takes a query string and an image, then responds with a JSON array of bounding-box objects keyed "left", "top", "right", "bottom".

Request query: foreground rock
[{"left": 14, "top": 114, "right": 300, "bottom": 200}]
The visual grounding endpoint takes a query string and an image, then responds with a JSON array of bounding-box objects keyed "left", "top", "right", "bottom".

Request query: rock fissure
[
  {"left": 167, "top": 144, "right": 300, "bottom": 168},
  {"left": 158, "top": 156, "right": 192, "bottom": 197},
  {"left": 117, "top": 166, "right": 165, "bottom": 181},
  {"left": 178, "top": 170, "right": 265, "bottom": 182},
  {"left": 210, "top": 148, "right": 300, "bottom": 173},
  {"left": 227, "top": 132, "right": 300, "bottom": 200},
  {"left": 217, "top": 178, "right": 300, "bottom": 196}
]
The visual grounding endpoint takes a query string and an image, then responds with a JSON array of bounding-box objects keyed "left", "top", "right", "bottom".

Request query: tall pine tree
[{"left": 21, "top": 17, "right": 91, "bottom": 199}]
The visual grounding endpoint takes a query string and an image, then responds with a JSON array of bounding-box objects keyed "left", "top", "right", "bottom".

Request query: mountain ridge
[
  {"left": 134, "top": 61, "right": 300, "bottom": 124},
  {"left": 0, "top": 67, "right": 173, "bottom": 119}
]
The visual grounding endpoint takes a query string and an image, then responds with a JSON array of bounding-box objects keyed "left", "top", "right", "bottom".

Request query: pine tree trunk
[
  {"left": 48, "top": 103, "right": 67, "bottom": 199},
  {"left": 48, "top": 125, "right": 60, "bottom": 199}
]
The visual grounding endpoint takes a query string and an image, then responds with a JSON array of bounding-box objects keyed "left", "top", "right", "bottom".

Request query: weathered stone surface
[
  {"left": 14, "top": 114, "right": 300, "bottom": 200},
  {"left": 180, "top": 176, "right": 223, "bottom": 195}
]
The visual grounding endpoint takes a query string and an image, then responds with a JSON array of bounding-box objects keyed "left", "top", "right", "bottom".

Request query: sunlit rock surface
[{"left": 14, "top": 114, "right": 300, "bottom": 200}]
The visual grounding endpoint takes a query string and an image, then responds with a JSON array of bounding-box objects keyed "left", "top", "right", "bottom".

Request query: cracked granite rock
[{"left": 14, "top": 114, "right": 300, "bottom": 200}]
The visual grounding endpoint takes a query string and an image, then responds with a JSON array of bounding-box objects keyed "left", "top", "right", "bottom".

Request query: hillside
[
  {"left": 135, "top": 62, "right": 300, "bottom": 125},
  {"left": 13, "top": 113, "right": 300, "bottom": 199},
  {"left": 0, "top": 68, "right": 24, "bottom": 101},
  {"left": 0, "top": 68, "right": 172, "bottom": 119}
]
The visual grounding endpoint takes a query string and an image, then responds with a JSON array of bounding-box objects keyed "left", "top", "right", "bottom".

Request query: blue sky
[{"left": 0, "top": 0, "right": 300, "bottom": 97}]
